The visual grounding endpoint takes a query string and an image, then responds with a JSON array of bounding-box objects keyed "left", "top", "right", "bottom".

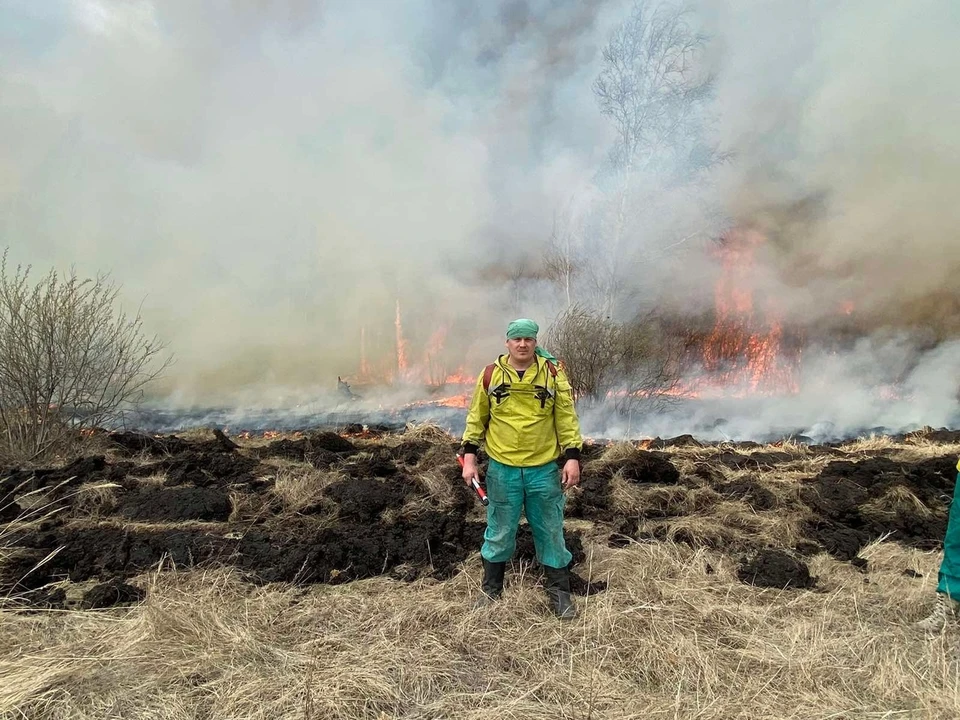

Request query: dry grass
[
  {"left": 70, "top": 482, "right": 120, "bottom": 518},
  {"left": 271, "top": 466, "right": 345, "bottom": 515},
  {"left": 598, "top": 441, "right": 641, "bottom": 463},
  {"left": 839, "top": 435, "right": 898, "bottom": 455},
  {"left": 3, "top": 432, "right": 959, "bottom": 717},
  {"left": 400, "top": 422, "right": 456, "bottom": 445},
  {"left": 1, "top": 539, "right": 957, "bottom": 719}
]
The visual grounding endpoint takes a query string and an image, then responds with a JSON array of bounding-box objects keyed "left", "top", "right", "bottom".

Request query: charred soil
[{"left": 1, "top": 429, "right": 957, "bottom": 608}]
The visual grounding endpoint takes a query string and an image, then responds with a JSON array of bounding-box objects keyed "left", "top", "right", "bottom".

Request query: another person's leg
[
  {"left": 524, "top": 461, "right": 576, "bottom": 619},
  {"left": 476, "top": 459, "right": 524, "bottom": 607},
  {"left": 918, "top": 471, "right": 960, "bottom": 632}
]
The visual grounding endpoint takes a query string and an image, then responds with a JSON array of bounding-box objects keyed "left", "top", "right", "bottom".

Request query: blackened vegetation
[
  {"left": 251, "top": 431, "right": 358, "bottom": 468},
  {"left": 569, "top": 441, "right": 957, "bottom": 590},
  {"left": 567, "top": 447, "right": 680, "bottom": 519},
  {"left": 799, "top": 456, "right": 956, "bottom": 561},
  {"left": 1, "top": 429, "right": 957, "bottom": 607},
  {"left": 737, "top": 549, "right": 816, "bottom": 590}
]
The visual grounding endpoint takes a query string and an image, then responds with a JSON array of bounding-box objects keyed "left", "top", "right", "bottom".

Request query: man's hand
[
  {"left": 461, "top": 453, "right": 479, "bottom": 487},
  {"left": 561, "top": 459, "right": 580, "bottom": 491}
]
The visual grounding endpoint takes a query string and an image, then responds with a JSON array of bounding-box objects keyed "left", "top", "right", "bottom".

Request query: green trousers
[
  {"left": 480, "top": 458, "right": 573, "bottom": 569},
  {"left": 937, "top": 473, "right": 960, "bottom": 598}
]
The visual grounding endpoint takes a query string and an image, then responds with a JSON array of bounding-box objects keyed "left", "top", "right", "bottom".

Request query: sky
[{"left": 1, "top": 0, "right": 958, "bottom": 430}]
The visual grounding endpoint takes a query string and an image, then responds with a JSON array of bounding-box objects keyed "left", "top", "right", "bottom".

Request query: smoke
[
  {"left": 580, "top": 337, "right": 960, "bottom": 443},
  {"left": 0, "top": 0, "right": 628, "bottom": 402},
  {"left": 2, "top": 0, "right": 958, "bottom": 436},
  {"left": 701, "top": 0, "right": 960, "bottom": 336}
]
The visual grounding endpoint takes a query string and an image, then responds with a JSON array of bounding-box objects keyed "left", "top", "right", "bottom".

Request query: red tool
[{"left": 457, "top": 454, "right": 489, "bottom": 506}]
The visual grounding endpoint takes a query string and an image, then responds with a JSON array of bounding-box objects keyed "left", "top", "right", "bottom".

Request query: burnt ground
[{"left": 1, "top": 430, "right": 957, "bottom": 607}]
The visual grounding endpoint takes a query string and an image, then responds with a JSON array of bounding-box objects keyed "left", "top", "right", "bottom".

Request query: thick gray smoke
[
  {"left": 701, "top": 0, "right": 960, "bottom": 335},
  {"left": 0, "top": 0, "right": 630, "bottom": 402},
  {"left": 1, "top": 0, "right": 957, "bottom": 437}
]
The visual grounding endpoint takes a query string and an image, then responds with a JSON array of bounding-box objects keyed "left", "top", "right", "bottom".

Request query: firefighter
[
  {"left": 460, "top": 318, "right": 583, "bottom": 619},
  {"left": 916, "top": 457, "right": 960, "bottom": 632}
]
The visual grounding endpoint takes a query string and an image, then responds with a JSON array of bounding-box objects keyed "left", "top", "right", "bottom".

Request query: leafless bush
[
  {"left": 543, "top": 305, "right": 623, "bottom": 400},
  {"left": 0, "top": 252, "right": 171, "bottom": 464},
  {"left": 612, "top": 316, "right": 687, "bottom": 413},
  {"left": 544, "top": 304, "right": 683, "bottom": 410}
]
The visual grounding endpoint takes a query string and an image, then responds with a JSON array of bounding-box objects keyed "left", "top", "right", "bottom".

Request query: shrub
[
  {"left": 0, "top": 252, "right": 170, "bottom": 463},
  {"left": 544, "top": 304, "right": 683, "bottom": 410}
]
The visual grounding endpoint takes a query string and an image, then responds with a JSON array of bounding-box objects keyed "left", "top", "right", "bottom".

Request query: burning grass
[{"left": 2, "top": 425, "right": 960, "bottom": 717}]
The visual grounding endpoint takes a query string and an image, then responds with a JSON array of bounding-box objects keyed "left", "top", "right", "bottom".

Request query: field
[{"left": 2, "top": 425, "right": 960, "bottom": 719}]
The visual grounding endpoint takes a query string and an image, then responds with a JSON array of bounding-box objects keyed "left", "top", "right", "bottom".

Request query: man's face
[{"left": 506, "top": 336, "right": 536, "bottom": 364}]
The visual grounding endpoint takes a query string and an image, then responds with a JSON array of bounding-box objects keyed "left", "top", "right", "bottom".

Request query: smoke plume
[{"left": 2, "top": 0, "right": 957, "bottom": 436}]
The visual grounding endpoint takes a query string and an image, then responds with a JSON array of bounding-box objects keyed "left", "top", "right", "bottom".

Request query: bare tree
[
  {"left": 542, "top": 197, "right": 589, "bottom": 309},
  {"left": 590, "top": 0, "right": 724, "bottom": 318},
  {"left": 0, "top": 252, "right": 171, "bottom": 463}
]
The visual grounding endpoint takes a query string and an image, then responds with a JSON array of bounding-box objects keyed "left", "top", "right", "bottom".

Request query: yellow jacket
[{"left": 461, "top": 354, "right": 583, "bottom": 467}]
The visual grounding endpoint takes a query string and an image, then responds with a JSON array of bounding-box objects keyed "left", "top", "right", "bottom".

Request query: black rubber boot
[
  {"left": 543, "top": 565, "right": 577, "bottom": 620},
  {"left": 474, "top": 559, "right": 506, "bottom": 609}
]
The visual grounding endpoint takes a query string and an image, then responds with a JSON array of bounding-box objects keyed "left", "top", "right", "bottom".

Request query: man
[
  {"left": 460, "top": 318, "right": 583, "bottom": 619},
  {"left": 916, "top": 457, "right": 960, "bottom": 632}
]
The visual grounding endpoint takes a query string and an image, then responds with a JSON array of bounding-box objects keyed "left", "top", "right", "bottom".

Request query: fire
[
  {"left": 409, "top": 394, "right": 472, "bottom": 409},
  {"left": 360, "top": 326, "right": 370, "bottom": 378},
  {"left": 350, "top": 300, "right": 475, "bottom": 392},
  {"left": 690, "top": 228, "right": 801, "bottom": 396},
  {"left": 395, "top": 300, "right": 408, "bottom": 377},
  {"left": 442, "top": 371, "right": 473, "bottom": 385}
]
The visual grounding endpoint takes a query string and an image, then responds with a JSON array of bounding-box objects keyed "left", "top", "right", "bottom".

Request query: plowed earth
[{"left": 1, "top": 429, "right": 956, "bottom": 609}]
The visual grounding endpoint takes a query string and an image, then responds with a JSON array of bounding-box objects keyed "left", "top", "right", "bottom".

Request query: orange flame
[
  {"left": 692, "top": 229, "right": 801, "bottom": 396},
  {"left": 360, "top": 326, "right": 370, "bottom": 379},
  {"left": 395, "top": 299, "right": 408, "bottom": 377}
]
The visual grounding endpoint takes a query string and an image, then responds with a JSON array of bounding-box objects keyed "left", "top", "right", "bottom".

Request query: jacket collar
[{"left": 497, "top": 353, "right": 544, "bottom": 383}]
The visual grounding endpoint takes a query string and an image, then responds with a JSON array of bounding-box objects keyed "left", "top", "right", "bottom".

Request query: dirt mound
[
  {"left": 128, "top": 451, "right": 259, "bottom": 488},
  {"left": 566, "top": 472, "right": 612, "bottom": 520},
  {"left": 336, "top": 449, "right": 398, "bottom": 479},
  {"left": 719, "top": 481, "right": 779, "bottom": 511},
  {"left": 390, "top": 439, "right": 434, "bottom": 466},
  {"left": 253, "top": 432, "right": 357, "bottom": 467},
  {"left": 650, "top": 435, "right": 704, "bottom": 449},
  {"left": 0, "top": 456, "right": 130, "bottom": 521},
  {"left": 737, "top": 549, "right": 815, "bottom": 589},
  {"left": 799, "top": 455, "right": 956, "bottom": 560},
  {"left": 713, "top": 451, "right": 792, "bottom": 470},
  {"left": 586, "top": 448, "right": 680, "bottom": 484},
  {"left": 117, "top": 486, "right": 232, "bottom": 522},
  {"left": 1, "top": 456, "right": 110, "bottom": 494},
  {"left": 0, "top": 547, "right": 51, "bottom": 593},
  {"left": 80, "top": 579, "right": 146, "bottom": 609},
  {"left": 323, "top": 475, "right": 421, "bottom": 523},
  {"left": 902, "top": 428, "right": 960, "bottom": 444},
  {"left": 308, "top": 431, "right": 358, "bottom": 454},
  {"left": 569, "top": 450, "right": 681, "bottom": 520},
  {"left": 108, "top": 432, "right": 191, "bottom": 457},
  {"left": 10, "top": 515, "right": 487, "bottom": 589}
]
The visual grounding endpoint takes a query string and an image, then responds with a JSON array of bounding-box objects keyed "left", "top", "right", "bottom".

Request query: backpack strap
[
  {"left": 482, "top": 363, "right": 496, "bottom": 393},
  {"left": 545, "top": 359, "right": 558, "bottom": 379},
  {"left": 484, "top": 362, "right": 511, "bottom": 405}
]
